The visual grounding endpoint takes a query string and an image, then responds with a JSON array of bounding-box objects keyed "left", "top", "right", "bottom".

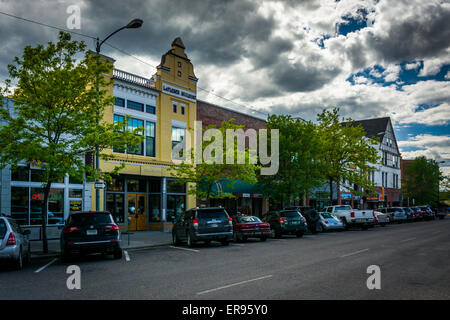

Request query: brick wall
[{"left": 197, "top": 100, "right": 266, "bottom": 130}]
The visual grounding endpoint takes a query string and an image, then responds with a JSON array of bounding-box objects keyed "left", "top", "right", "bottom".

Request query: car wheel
[
  {"left": 187, "top": 233, "right": 195, "bottom": 248},
  {"left": 233, "top": 232, "right": 241, "bottom": 243},
  {"left": 221, "top": 239, "right": 229, "bottom": 246},
  {"left": 260, "top": 236, "right": 267, "bottom": 242},
  {"left": 172, "top": 232, "right": 181, "bottom": 245},
  {"left": 242, "top": 236, "right": 248, "bottom": 242},
  {"left": 113, "top": 248, "right": 123, "bottom": 259},
  {"left": 342, "top": 219, "right": 349, "bottom": 230},
  {"left": 204, "top": 240, "right": 211, "bottom": 245},
  {"left": 361, "top": 225, "right": 369, "bottom": 230},
  {"left": 296, "top": 231, "right": 304, "bottom": 238},
  {"left": 439, "top": 216, "right": 445, "bottom": 220}
]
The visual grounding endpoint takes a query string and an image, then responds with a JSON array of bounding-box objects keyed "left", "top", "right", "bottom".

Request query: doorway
[{"left": 127, "top": 194, "right": 147, "bottom": 231}]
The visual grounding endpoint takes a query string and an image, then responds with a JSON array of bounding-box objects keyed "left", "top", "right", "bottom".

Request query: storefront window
[
  {"left": 106, "top": 193, "right": 125, "bottom": 224},
  {"left": 69, "top": 189, "right": 82, "bottom": 198},
  {"left": 167, "top": 180, "right": 185, "bottom": 193},
  {"left": 167, "top": 195, "right": 185, "bottom": 223},
  {"left": 107, "top": 176, "right": 125, "bottom": 192},
  {"left": 11, "top": 166, "right": 29, "bottom": 181},
  {"left": 31, "top": 169, "right": 45, "bottom": 182},
  {"left": 29, "top": 188, "right": 64, "bottom": 225},
  {"left": 11, "top": 187, "right": 29, "bottom": 225},
  {"left": 127, "top": 178, "right": 146, "bottom": 193},
  {"left": 149, "top": 179, "right": 161, "bottom": 193},
  {"left": 149, "top": 194, "right": 161, "bottom": 222}
]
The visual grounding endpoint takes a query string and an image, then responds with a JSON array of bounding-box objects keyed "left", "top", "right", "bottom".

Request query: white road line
[
  {"left": 34, "top": 258, "right": 57, "bottom": 273},
  {"left": 340, "top": 248, "right": 369, "bottom": 258},
  {"left": 400, "top": 237, "right": 417, "bottom": 243},
  {"left": 197, "top": 275, "right": 273, "bottom": 295},
  {"left": 169, "top": 245, "right": 200, "bottom": 253},
  {"left": 124, "top": 250, "right": 130, "bottom": 262}
]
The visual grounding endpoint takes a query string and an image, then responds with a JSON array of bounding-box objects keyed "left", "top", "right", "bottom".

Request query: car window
[
  {"left": 237, "top": 216, "right": 261, "bottom": 223},
  {"left": 335, "top": 205, "right": 352, "bottom": 211},
  {"left": 0, "top": 219, "right": 7, "bottom": 238},
  {"left": 280, "top": 211, "right": 300, "bottom": 218},
  {"left": 68, "top": 213, "right": 114, "bottom": 226},
  {"left": 196, "top": 209, "right": 228, "bottom": 220},
  {"left": 394, "top": 208, "right": 404, "bottom": 212},
  {"left": 321, "top": 213, "right": 334, "bottom": 219}
]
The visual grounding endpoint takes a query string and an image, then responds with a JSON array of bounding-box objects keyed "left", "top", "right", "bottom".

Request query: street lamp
[
  {"left": 94, "top": 19, "right": 143, "bottom": 211},
  {"left": 437, "top": 160, "right": 445, "bottom": 208}
]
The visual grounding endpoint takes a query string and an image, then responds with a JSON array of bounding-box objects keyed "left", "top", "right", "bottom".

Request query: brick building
[{"left": 196, "top": 100, "right": 269, "bottom": 217}]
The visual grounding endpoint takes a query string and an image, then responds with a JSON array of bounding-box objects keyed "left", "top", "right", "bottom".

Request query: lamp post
[
  {"left": 437, "top": 160, "right": 445, "bottom": 208},
  {"left": 94, "top": 19, "right": 143, "bottom": 211}
]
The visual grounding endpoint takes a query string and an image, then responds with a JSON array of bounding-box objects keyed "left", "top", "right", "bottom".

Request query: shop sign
[
  {"left": 341, "top": 193, "right": 352, "bottom": 200},
  {"left": 70, "top": 200, "right": 82, "bottom": 213},
  {"left": 242, "top": 193, "right": 251, "bottom": 198},
  {"left": 162, "top": 83, "right": 196, "bottom": 102},
  {"left": 94, "top": 182, "right": 106, "bottom": 189}
]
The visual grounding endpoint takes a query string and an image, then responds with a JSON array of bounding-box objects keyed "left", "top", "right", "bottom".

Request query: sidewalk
[{"left": 30, "top": 230, "right": 172, "bottom": 259}]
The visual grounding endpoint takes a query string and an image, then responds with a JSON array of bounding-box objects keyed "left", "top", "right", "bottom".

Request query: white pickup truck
[{"left": 323, "top": 205, "right": 375, "bottom": 230}]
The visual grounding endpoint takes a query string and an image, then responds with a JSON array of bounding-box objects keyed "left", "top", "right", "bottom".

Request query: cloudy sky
[{"left": 0, "top": 0, "right": 449, "bottom": 175}]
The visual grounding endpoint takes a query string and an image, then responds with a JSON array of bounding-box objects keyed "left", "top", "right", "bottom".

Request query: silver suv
[{"left": 0, "top": 214, "right": 31, "bottom": 270}]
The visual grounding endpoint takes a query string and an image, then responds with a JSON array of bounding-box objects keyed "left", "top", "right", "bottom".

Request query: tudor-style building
[{"left": 339, "top": 117, "right": 402, "bottom": 209}]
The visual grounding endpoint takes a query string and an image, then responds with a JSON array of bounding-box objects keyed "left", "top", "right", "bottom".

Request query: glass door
[{"left": 127, "top": 194, "right": 147, "bottom": 231}]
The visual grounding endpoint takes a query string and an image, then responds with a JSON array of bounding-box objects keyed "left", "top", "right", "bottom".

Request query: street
[{"left": 0, "top": 218, "right": 449, "bottom": 300}]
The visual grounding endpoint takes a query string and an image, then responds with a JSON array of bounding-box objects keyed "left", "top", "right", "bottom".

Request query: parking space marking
[
  {"left": 340, "top": 248, "right": 369, "bottom": 258},
  {"left": 197, "top": 275, "right": 273, "bottom": 295},
  {"left": 400, "top": 237, "right": 416, "bottom": 243},
  {"left": 169, "top": 246, "right": 200, "bottom": 253},
  {"left": 124, "top": 250, "right": 130, "bottom": 262},
  {"left": 34, "top": 258, "right": 57, "bottom": 273}
]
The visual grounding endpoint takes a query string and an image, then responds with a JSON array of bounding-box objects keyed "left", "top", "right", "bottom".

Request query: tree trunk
[
  {"left": 306, "top": 189, "right": 310, "bottom": 206},
  {"left": 337, "top": 180, "right": 341, "bottom": 205},
  {"left": 41, "top": 181, "right": 52, "bottom": 254}
]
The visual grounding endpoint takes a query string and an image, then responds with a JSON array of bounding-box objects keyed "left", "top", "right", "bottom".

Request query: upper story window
[
  {"left": 177, "top": 71, "right": 182, "bottom": 77},
  {"left": 178, "top": 61, "right": 182, "bottom": 68},
  {"left": 172, "top": 127, "right": 185, "bottom": 159},
  {"left": 114, "top": 97, "right": 125, "bottom": 107},
  {"left": 172, "top": 102, "right": 177, "bottom": 113},
  {"left": 145, "top": 121, "right": 156, "bottom": 157},
  {"left": 127, "top": 100, "right": 144, "bottom": 112},
  {"left": 146, "top": 105, "right": 156, "bottom": 114},
  {"left": 181, "top": 104, "right": 185, "bottom": 115}
]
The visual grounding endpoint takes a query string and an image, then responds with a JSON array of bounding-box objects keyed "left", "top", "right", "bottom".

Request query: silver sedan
[{"left": 319, "top": 212, "right": 345, "bottom": 231}]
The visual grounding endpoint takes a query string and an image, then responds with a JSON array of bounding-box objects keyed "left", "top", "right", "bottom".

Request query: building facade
[
  {"left": 196, "top": 100, "right": 269, "bottom": 217},
  {"left": 99, "top": 37, "right": 198, "bottom": 232},
  {"left": 339, "top": 117, "right": 402, "bottom": 209}
]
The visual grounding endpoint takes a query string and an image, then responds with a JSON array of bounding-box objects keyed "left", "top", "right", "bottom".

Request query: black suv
[
  {"left": 285, "top": 206, "right": 322, "bottom": 233},
  {"left": 172, "top": 207, "right": 233, "bottom": 247},
  {"left": 60, "top": 211, "right": 122, "bottom": 261},
  {"left": 262, "top": 210, "right": 307, "bottom": 238}
]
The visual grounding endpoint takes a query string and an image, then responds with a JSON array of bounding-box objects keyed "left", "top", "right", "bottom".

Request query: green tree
[
  {"left": 404, "top": 156, "right": 443, "bottom": 206},
  {"left": 0, "top": 32, "right": 141, "bottom": 253},
  {"left": 259, "top": 115, "right": 324, "bottom": 209},
  {"left": 317, "top": 108, "right": 380, "bottom": 205},
  {"left": 168, "top": 119, "right": 259, "bottom": 206}
]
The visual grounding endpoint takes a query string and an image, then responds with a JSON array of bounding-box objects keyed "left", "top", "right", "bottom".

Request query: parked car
[
  {"left": 231, "top": 215, "right": 271, "bottom": 242},
  {"left": 0, "top": 214, "right": 31, "bottom": 270},
  {"left": 285, "top": 206, "right": 322, "bottom": 233},
  {"left": 60, "top": 211, "right": 122, "bottom": 261},
  {"left": 262, "top": 210, "right": 307, "bottom": 238},
  {"left": 319, "top": 212, "right": 345, "bottom": 231},
  {"left": 419, "top": 206, "right": 435, "bottom": 220},
  {"left": 379, "top": 207, "right": 407, "bottom": 223},
  {"left": 172, "top": 207, "right": 233, "bottom": 247},
  {"left": 373, "top": 210, "right": 390, "bottom": 226},
  {"left": 323, "top": 205, "right": 375, "bottom": 230},
  {"left": 410, "top": 207, "right": 424, "bottom": 221},
  {"left": 402, "top": 207, "right": 415, "bottom": 222},
  {"left": 435, "top": 207, "right": 448, "bottom": 220}
]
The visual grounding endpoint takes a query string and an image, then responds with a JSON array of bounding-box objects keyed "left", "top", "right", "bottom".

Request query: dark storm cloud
[{"left": 368, "top": 2, "right": 450, "bottom": 63}]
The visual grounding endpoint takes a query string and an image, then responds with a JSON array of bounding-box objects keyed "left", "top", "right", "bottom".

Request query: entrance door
[{"left": 127, "top": 194, "right": 147, "bottom": 231}]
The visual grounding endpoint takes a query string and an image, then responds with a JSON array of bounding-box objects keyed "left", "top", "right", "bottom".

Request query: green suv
[{"left": 262, "top": 210, "right": 308, "bottom": 238}]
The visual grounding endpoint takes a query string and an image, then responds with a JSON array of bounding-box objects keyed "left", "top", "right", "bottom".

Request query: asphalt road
[{"left": 1, "top": 218, "right": 449, "bottom": 300}]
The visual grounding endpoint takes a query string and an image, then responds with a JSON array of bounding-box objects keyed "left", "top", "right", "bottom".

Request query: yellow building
[{"left": 93, "top": 37, "right": 198, "bottom": 232}]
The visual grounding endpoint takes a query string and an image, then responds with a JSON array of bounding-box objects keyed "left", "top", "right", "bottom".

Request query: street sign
[{"left": 94, "top": 182, "right": 106, "bottom": 189}]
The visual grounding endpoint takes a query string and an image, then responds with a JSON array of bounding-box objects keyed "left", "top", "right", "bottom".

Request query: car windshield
[
  {"left": 197, "top": 210, "right": 228, "bottom": 220},
  {"left": 321, "top": 213, "right": 334, "bottom": 219},
  {"left": 0, "top": 219, "right": 7, "bottom": 238},
  {"left": 335, "top": 205, "right": 352, "bottom": 211},
  {"left": 237, "top": 216, "right": 261, "bottom": 223},
  {"left": 280, "top": 211, "right": 300, "bottom": 218},
  {"left": 68, "top": 213, "right": 114, "bottom": 226},
  {"left": 394, "top": 208, "right": 404, "bottom": 212}
]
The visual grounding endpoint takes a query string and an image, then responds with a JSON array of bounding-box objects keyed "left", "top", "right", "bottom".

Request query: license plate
[
  {"left": 210, "top": 224, "right": 218, "bottom": 228},
  {"left": 86, "top": 230, "right": 97, "bottom": 235},
  {"left": 292, "top": 221, "right": 298, "bottom": 224}
]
